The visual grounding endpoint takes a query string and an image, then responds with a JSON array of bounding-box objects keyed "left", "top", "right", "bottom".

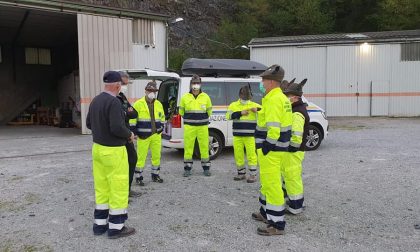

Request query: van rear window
[{"left": 201, "top": 82, "right": 226, "bottom": 106}]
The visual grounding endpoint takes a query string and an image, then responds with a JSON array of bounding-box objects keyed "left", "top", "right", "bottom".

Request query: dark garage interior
[{"left": 0, "top": 5, "right": 80, "bottom": 128}]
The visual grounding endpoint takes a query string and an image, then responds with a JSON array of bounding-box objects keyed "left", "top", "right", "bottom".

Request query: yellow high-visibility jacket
[
  {"left": 131, "top": 97, "right": 165, "bottom": 138},
  {"left": 226, "top": 99, "right": 261, "bottom": 137},
  {"left": 179, "top": 92, "right": 212, "bottom": 126},
  {"left": 256, "top": 87, "right": 293, "bottom": 152}
]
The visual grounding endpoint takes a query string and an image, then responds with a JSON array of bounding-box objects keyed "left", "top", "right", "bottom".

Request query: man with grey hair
[{"left": 86, "top": 71, "right": 136, "bottom": 239}]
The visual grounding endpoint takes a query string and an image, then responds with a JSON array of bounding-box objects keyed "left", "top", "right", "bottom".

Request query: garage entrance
[{"left": 0, "top": 5, "right": 80, "bottom": 128}]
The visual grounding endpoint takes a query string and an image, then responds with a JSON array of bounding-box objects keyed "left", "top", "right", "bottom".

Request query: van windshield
[{"left": 157, "top": 79, "right": 179, "bottom": 120}]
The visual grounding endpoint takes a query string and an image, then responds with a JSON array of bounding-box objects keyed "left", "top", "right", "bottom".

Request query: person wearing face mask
[
  {"left": 179, "top": 74, "right": 213, "bottom": 177},
  {"left": 280, "top": 79, "right": 309, "bottom": 215},
  {"left": 86, "top": 71, "right": 136, "bottom": 239},
  {"left": 132, "top": 81, "right": 166, "bottom": 186},
  {"left": 116, "top": 71, "right": 140, "bottom": 199},
  {"left": 251, "top": 65, "right": 293, "bottom": 236},
  {"left": 226, "top": 85, "right": 261, "bottom": 183}
]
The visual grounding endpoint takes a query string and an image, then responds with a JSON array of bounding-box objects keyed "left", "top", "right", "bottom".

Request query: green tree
[
  {"left": 263, "top": 0, "right": 334, "bottom": 36},
  {"left": 376, "top": 0, "right": 420, "bottom": 30},
  {"left": 331, "top": 0, "right": 379, "bottom": 32}
]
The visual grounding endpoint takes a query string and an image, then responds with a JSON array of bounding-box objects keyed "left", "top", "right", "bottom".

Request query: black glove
[
  {"left": 262, "top": 141, "right": 273, "bottom": 155},
  {"left": 231, "top": 111, "right": 242, "bottom": 120}
]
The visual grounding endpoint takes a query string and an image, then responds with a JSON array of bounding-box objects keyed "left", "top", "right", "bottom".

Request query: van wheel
[
  {"left": 194, "top": 131, "right": 224, "bottom": 160},
  {"left": 305, "top": 124, "right": 323, "bottom": 151}
]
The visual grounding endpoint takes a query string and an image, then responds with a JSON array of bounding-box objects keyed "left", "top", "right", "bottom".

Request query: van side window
[
  {"left": 201, "top": 82, "right": 226, "bottom": 106},
  {"left": 226, "top": 82, "right": 263, "bottom": 105},
  {"left": 158, "top": 80, "right": 178, "bottom": 119}
]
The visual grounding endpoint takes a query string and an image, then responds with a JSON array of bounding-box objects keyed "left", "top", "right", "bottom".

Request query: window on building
[
  {"left": 226, "top": 82, "right": 263, "bottom": 105},
  {"left": 201, "top": 82, "right": 226, "bottom": 106},
  {"left": 25, "top": 47, "right": 51, "bottom": 65},
  {"left": 401, "top": 42, "right": 420, "bottom": 61},
  {"left": 132, "top": 19, "right": 155, "bottom": 45}
]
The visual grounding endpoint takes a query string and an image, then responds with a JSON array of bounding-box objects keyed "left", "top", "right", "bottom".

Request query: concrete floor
[{"left": 0, "top": 119, "right": 419, "bottom": 251}]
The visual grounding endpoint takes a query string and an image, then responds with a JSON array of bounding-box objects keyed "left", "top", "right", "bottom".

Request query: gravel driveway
[{"left": 0, "top": 117, "right": 419, "bottom": 251}]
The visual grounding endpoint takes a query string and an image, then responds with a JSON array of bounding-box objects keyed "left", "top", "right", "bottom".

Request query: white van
[{"left": 125, "top": 68, "right": 328, "bottom": 160}]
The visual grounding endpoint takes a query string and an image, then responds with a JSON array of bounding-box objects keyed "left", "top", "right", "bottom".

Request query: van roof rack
[{"left": 181, "top": 58, "right": 267, "bottom": 78}]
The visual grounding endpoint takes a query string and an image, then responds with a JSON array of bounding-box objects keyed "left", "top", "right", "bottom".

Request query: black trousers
[{"left": 125, "top": 142, "right": 137, "bottom": 191}]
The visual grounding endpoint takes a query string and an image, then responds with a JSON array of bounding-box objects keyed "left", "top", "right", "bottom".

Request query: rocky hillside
[{"left": 70, "top": 0, "right": 234, "bottom": 55}]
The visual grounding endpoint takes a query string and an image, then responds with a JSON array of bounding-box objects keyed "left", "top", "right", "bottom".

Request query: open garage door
[{"left": 0, "top": 4, "right": 79, "bottom": 128}]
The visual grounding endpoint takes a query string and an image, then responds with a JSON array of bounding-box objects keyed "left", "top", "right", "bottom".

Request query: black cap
[{"left": 103, "top": 71, "right": 122, "bottom": 83}]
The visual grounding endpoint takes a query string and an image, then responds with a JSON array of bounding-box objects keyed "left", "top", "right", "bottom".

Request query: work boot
[
  {"left": 129, "top": 190, "right": 142, "bottom": 198},
  {"left": 203, "top": 170, "right": 211, "bottom": 176},
  {"left": 252, "top": 212, "right": 268, "bottom": 223},
  {"left": 136, "top": 176, "right": 145, "bottom": 186},
  {"left": 108, "top": 226, "right": 136, "bottom": 239},
  {"left": 246, "top": 175, "right": 257, "bottom": 183},
  {"left": 93, "top": 224, "right": 108, "bottom": 236},
  {"left": 152, "top": 174, "right": 164, "bottom": 183},
  {"left": 183, "top": 170, "right": 191, "bottom": 177},
  {"left": 234, "top": 174, "right": 246, "bottom": 181},
  {"left": 257, "top": 225, "right": 285, "bottom": 236}
]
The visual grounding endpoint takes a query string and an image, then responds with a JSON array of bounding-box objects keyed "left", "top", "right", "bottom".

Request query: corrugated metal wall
[
  {"left": 130, "top": 21, "right": 166, "bottom": 101},
  {"left": 251, "top": 43, "right": 420, "bottom": 117},
  {"left": 78, "top": 13, "right": 133, "bottom": 134}
]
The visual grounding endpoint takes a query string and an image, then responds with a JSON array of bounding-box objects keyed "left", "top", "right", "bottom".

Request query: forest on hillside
[
  {"left": 169, "top": 0, "right": 420, "bottom": 69},
  {"left": 71, "top": 0, "right": 420, "bottom": 69}
]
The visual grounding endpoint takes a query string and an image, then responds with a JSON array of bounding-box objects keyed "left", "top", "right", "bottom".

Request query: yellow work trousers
[
  {"left": 258, "top": 149, "right": 286, "bottom": 230},
  {"left": 184, "top": 124, "right": 210, "bottom": 169},
  {"left": 283, "top": 151, "right": 305, "bottom": 213},
  {"left": 92, "top": 143, "right": 128, "bottom": 213},
  {"left": 233, "top": 136, "right": 257, "bottom": 175},
  {"left": 136, "top": 133, "right": 162, "bottom": 174}
]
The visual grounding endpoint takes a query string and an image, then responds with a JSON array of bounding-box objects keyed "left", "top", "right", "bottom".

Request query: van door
[{"left": 157, "top": 79, "right": 180, "bottom": 139}]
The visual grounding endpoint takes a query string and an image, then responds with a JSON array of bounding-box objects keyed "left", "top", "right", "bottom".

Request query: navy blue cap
[{"left": 103, "top": 71, "right": 122, "bottom": 83}]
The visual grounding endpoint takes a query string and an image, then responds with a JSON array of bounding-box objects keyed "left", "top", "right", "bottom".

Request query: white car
[{"left": 125, "top": 69, "right": 328, "bottom": 160}]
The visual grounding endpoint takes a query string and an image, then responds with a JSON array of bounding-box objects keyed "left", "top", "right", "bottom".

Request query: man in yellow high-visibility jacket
[
  {"left": 179, "top": 75, "right": 212, "bottom": 177},
  {"left": 251, "top": 65, "right": 293, "bottom": 236},
  {"left": 226, "top": 85, "right": 261, "bottom": 183},
  {"left": 281, "top": 79, "right": 309, "bottom": 215},
  {"left": 132, "top": 81, "right": 166, "bottom": 186}
]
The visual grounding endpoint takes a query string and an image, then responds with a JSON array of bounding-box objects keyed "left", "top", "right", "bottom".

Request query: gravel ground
[{"left": 0, "top": 117, "right": 419, "bottom": 252}]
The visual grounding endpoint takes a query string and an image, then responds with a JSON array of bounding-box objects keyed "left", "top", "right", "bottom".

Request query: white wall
[
  {"left": 130, "top": 21, "right": 166, "bottom": 102},
  {"left": 251, "top": 43, "right": 420, "bottom": 117}
]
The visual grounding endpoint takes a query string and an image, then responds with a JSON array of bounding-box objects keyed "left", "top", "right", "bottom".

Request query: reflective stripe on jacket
[
  {"left": 256, "top": 87, "right": 293, "bottom": 152},
  {"left": 132, "top": 97, "right": 165, "bottom": 138},
  {"left": 179, "top": 92, "right": 212, "bottom": 126},
  {"left": 226, "top": 99, "right": 261, "bottom": 137}
]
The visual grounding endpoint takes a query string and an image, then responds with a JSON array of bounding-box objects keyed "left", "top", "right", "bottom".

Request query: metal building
[
  {"left": 0, "top": 0, "right": 168, "bottom": 133},
  {"left": 249, "top": 30, "right": 420, "bottom": 117}
]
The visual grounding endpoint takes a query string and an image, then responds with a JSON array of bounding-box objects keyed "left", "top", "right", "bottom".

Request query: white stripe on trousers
[{"left": 109, "top": 223, "right": 124, "bottom": 230}]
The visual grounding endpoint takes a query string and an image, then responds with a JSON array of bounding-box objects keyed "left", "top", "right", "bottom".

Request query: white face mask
[
  {"left": 120, "top": 85, "right": 128, "bottom": 94},
  {"left": 192, "top": 84, "right": 201, "bottom": 90},
  {"left": 147, "top": 92, "right": 156, "bottom": 100},
  {"left": 240, "top": 99, "right": 249, "bottom": 105}
]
